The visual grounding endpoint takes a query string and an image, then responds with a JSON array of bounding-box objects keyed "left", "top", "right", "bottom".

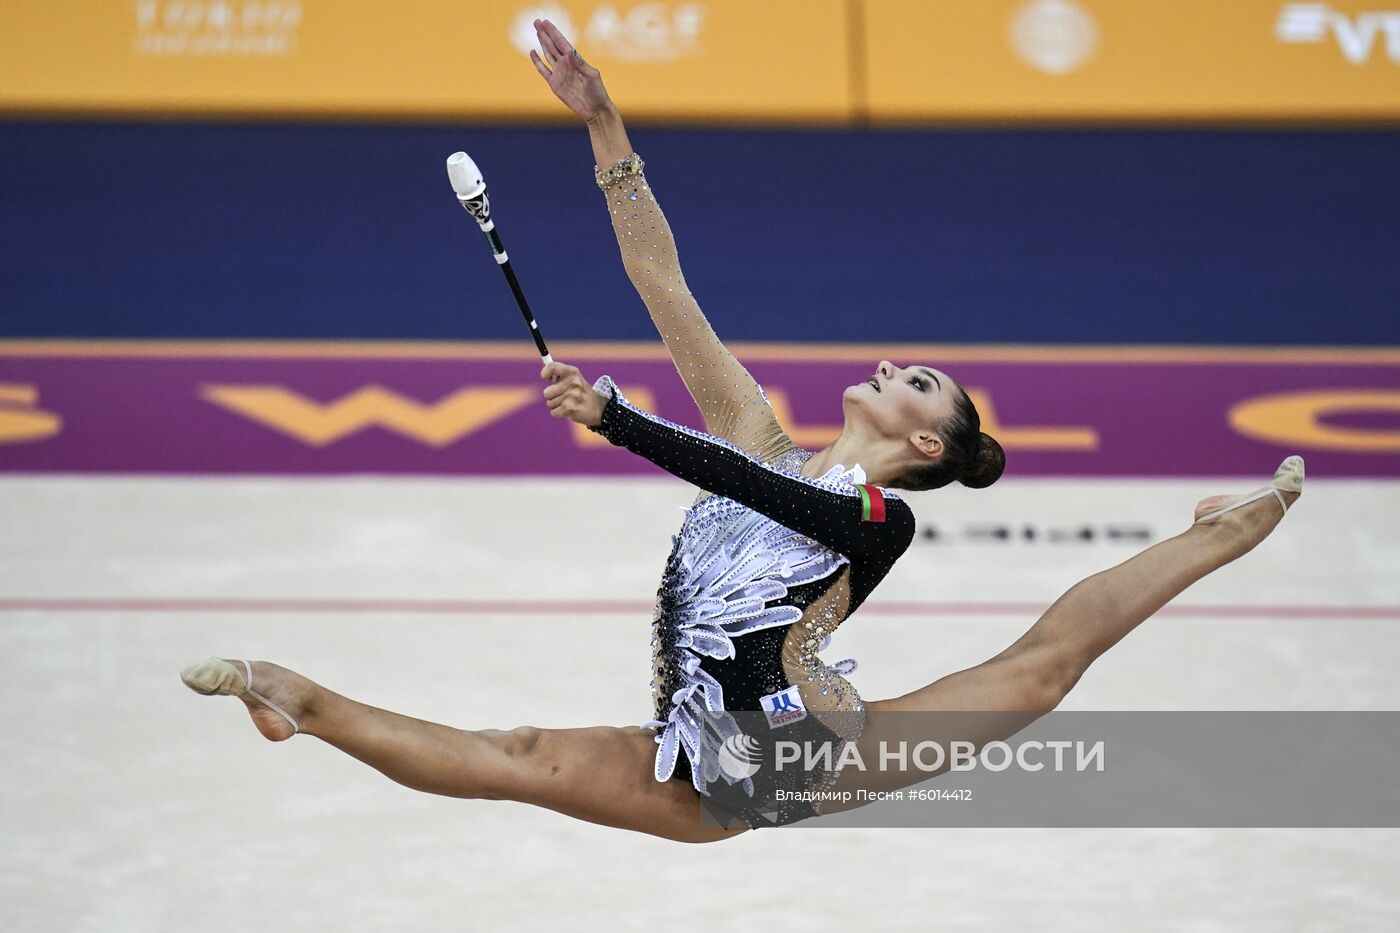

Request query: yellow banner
[
  {"left": 0, "top": 0, "right": 853, "bottom": 121},
  {"left": 862, "top": 0, "right": 1400, "bottom": 120},
  {"left": 1, "top": 1, "right": 1396, "bottom": 122}
]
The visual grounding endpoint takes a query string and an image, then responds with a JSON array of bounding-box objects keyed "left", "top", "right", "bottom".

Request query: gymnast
[{"left": 179, "top": 19, "right": 1302, "bottom": 842}]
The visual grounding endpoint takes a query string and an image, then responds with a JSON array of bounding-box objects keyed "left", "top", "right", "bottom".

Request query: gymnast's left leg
[
  {"left": 831, "top": 458, "right": 1303, "bottom": 798},
  {"left": 180, "top": 659, "right": 746, "bottom": 844}
]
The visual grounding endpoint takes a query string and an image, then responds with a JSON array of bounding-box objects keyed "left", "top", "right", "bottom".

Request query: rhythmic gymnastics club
[{"left": 446, "top": 151, "right": 553, "bottom": 366}]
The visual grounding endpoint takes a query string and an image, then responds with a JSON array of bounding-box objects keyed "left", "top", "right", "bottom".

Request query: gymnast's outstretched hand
[
  {"left": 529, "top": 18, "right": 613, "bottom": 124},
  {"left": 541, "top": 361, "right": 606, "bottom": 427}
]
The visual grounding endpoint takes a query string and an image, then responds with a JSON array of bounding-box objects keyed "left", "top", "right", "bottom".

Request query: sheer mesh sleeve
[
  {"left": 600, "top": 159, "right": 791, "bottom": 464},
  {"left": 590, "top": 377, "right": 915, "bottom": 565}
]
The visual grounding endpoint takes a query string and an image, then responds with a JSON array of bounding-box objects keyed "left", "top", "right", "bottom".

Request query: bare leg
[
  {"left": 839, "top": 473, "right": 1301, "bottom": 795},
  {"left": 187, "top": 662, "right": 745, "bottom": 844},
  {"left": 884, "top": 479, "right": 1297, "bottom": 713}
]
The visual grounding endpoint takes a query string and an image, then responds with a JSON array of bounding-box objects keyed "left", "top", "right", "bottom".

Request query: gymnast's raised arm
[{"left": 528, "top": 18, "right": 789, "bottom": 460}]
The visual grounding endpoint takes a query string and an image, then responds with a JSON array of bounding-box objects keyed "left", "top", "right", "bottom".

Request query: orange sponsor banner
[
  {"left": 0, "top": 0, "right": 853, "bottom": 121},
  {"left": 2, "top": 1, "right": 1397, "bottom": 122},
  {"left": 862, "top": 0, "right": 1400, "bottom": 121}
]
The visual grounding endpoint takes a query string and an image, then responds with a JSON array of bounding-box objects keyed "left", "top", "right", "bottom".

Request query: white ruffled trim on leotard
[{"left": 592, "top": 377, "right": 869, "bottom": 795}]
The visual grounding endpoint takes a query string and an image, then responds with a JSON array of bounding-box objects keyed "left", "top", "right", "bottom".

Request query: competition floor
[{"left": 4, "top": 474, "right": 1399, "bottom": 931}]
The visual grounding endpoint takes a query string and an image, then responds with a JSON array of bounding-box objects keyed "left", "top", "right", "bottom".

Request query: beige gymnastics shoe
[
  {"left": 181, "top": 658, "right": 300, "bottom": 740},
  {"left": 1194, "top": 456, "right": 1305, "bottom": 525}
]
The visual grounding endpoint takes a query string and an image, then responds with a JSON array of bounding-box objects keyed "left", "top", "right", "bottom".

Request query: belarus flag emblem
[{"left": 856, "top": 484, "right": 886, "bottom": 523}]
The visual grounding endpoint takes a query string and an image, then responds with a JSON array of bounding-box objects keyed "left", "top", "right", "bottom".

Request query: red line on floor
[{"left": 0, "top": 598, "right": 1396, "bottom": 619}]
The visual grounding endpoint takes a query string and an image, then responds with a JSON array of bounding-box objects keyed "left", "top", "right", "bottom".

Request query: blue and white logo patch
[{"left": 760, "top": 685, "right": 808, "bottom": 729}]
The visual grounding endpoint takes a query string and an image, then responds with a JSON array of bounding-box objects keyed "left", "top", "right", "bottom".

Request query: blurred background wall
[
  {"left": 5, "top": 1, "right": 1400, "bottom": 122},
  {"left": 1, "top": 0, "right": 1397, "bottom": 474}
]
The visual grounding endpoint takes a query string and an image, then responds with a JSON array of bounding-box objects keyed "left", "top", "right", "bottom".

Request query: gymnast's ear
[{"left": 910, "top": 429, "right": 944, "bottom": 461}]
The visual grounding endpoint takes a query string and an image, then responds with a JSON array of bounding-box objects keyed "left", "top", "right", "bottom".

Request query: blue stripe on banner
[{"left": 1, "top": 122, "right": 1397, "bottom": 345}]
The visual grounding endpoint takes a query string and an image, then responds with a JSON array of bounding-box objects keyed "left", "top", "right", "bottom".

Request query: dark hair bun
[{"left": 958, "top": 432, "right": 1005, "bottom": 489}]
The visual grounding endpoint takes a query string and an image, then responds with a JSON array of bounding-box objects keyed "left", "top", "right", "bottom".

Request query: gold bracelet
[{"left": 594, "top": 152, "right": 645, "bottom": 190}]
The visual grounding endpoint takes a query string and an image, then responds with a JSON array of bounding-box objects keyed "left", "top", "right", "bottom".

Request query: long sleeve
[
  {"left": 589, "top": 376, "right": 915, "bottom": 565},
  {"left": 600, "top": 161, "right": 790, "bottom": 463}
]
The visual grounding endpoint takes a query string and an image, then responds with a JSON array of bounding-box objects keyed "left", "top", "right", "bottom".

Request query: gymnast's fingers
[
  {"left": 541, "top": 18, "right": 575, "bottom": 55},
  {"left": 545, "top": 388, "right": 570, "bottom": 414},
  {"left": 541, "top": 361, "right": 575, "bottom": 381},
  {"left": 536, "top": 19, "right": 564, "bottom": 63},
  {"left": 530, "top": 48, "right": 552, "bottom": 77}
]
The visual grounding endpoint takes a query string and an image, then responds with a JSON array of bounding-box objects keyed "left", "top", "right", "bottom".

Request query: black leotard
[{"left": 590, "top": 377, "right": 916, "bottom": 828}]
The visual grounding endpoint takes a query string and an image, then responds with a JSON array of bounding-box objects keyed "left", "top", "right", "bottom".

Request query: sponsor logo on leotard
[{"left": 760, "top": 685, "right": 808, "bottom": 729}]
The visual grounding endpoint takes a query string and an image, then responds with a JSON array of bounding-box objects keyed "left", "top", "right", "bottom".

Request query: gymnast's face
[{"left": 844, "top": 360, "right": 958, "bottom": 459}]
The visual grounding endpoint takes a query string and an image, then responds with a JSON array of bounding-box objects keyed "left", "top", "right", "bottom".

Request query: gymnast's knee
[
  {"left": 472, "top": 726, "right": 546, "bottom": 800},
  {"left": 499, "top": 725, "right": 544, "bottom": 759},
  {"left": 1007, "top": 643, "right": 1085, "bottom": 711}
]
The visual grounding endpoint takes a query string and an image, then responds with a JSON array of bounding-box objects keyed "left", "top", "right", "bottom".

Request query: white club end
[{"left": 446, "top": 151, "right": 486, "bottom": 199}]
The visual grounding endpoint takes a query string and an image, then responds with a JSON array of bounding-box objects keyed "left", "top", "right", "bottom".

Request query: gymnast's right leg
[{"left": 180, "top": 659, "right": 745, "bottom": 845}]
